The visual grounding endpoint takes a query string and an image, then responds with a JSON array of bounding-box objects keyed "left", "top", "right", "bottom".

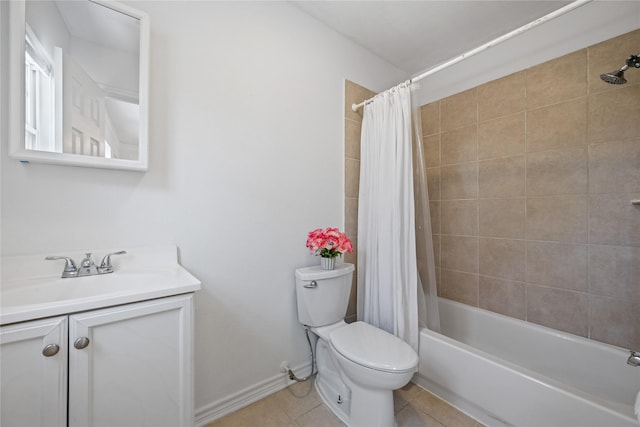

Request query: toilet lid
[{"left": 329, "top": 322, "right": 418, "bottom": 373}]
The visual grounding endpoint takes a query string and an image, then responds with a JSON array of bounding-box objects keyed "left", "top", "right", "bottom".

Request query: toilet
[{"left": 295, "top": 263, "right": 418, "bottom": 427}]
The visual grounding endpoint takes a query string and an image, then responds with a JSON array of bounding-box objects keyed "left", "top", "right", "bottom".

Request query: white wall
[
  {"left": 0, "top": 0, "right": 406, "bottom": 419},
  {"left": 414, "top": 1, "right": 640, "bottom": 105}
]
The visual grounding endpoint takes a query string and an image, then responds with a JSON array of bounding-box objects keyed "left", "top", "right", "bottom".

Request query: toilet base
[
  {"left": 314, "top": 335, "right": 398, "bottom": 427},
  {"left": 315, "top": 375, "right": 351, "bottom": 424},
  {"left": 315, "top": 339, "right": 352, "bottom": 423},
  {"left": 315, "top": 375, "right": 396, "bottom": 427}
]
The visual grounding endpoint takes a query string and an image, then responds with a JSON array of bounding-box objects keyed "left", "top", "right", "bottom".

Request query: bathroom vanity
[{"left": 0, "top": 245, "right": 201, "bottom": 427}]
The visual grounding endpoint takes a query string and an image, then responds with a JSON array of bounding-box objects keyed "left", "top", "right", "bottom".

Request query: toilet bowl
[
  {"left": 295, "top": 264, "right": 419, "bottom": 427},
  {"left": 330, "top": 321, "right": 418, "bottom": 390}
]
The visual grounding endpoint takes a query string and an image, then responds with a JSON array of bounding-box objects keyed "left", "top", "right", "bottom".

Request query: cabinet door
[
  {"left": 0, "top": 316, "right": 68, "bottom": 427},
  {"left": 68, "top": 294, "right": 193, "bottom": 427}
]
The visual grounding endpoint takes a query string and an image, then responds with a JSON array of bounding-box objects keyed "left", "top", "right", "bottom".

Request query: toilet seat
[
  {"left": 311, "top": 321, "right": 347, "bottom": 341},
  {"left": 329, "top": 321, "right": 418, "bottom": 373}
]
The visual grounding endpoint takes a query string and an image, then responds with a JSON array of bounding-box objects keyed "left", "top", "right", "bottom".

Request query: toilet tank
[{"left": 295, "top": 263, "right": 355, "bottom": 327}]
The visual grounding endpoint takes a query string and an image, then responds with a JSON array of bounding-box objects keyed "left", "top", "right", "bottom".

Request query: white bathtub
[{"left": 414, "top": 298, "right": 640, "bottom": 427}]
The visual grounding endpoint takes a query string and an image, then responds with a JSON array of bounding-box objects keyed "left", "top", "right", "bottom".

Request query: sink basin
[{"left": 1, "top": 246, "right": 201, "bottom": 325}]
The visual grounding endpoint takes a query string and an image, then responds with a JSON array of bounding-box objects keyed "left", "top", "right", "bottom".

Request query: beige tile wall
[
  {"left": 344, "top": 81, "right": 375, "bottom": 321},
  {"left": 343, "top": 30, "right": 639, "bottom": 350},
  {"left": 422, "top": 29, "right": 640, "bottom": 350}
]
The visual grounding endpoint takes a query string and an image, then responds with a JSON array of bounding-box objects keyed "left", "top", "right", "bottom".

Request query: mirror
[{"left": 8, "top": 0, "right": 149, "bottom": 171}]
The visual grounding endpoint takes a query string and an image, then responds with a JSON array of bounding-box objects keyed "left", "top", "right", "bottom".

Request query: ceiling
[
  {"left": 54, "top": 0, "right": 140, "bottom": 53},
  {"left": 291, "top": 1, "right": 572, "bottom": 76}
]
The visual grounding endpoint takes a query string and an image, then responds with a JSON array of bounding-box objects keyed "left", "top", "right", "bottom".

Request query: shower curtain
[{"left": 357, "top": 82, "right": 439, "bottom": 351}]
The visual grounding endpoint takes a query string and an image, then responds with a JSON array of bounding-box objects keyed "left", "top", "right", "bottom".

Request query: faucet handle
[
  {"left": 99, "top": 250, "right": 127, "bottom": 273},
  {"left": 45, "top": 256, "right": 78, "bottom": 278}
]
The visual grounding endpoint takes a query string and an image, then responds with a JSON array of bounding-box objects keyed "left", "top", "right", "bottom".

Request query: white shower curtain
[{"left": 357, "top": 83, "right": 419, "bottom": 351}]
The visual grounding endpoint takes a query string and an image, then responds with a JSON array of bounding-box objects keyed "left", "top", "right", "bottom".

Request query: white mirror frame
[{"left": 8, "top": 0, "right": 149, "bottom": 171}]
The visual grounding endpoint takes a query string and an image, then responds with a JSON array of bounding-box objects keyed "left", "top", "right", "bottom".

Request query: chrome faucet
[
  {"left": 46, "top": 250, "right": 126, "bottom": 278},
  {"left": 98, "top": 250, "right": 126, "bottom": 274},
  {"left": 627, "top": 351, "right": 640, "bottom": 367},
  {"left": 78, "top": 253, "right": 99, "bottom": 276},
  {"left": 44, "top": 256, "right": 79, "bottom": 278}
]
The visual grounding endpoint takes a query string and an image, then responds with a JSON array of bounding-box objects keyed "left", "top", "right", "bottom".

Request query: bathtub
[{"left": 414, "top": 298, "right": 640, "bottom": 427}]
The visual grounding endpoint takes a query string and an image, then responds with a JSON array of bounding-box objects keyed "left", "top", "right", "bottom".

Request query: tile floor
[{"left": 206, "top": 381, "right": 485, "bottom": 427}]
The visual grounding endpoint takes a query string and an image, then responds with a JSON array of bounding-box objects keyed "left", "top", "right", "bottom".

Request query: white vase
[{"left": 320, "top": 257, "right": 336, "bottom": 270}]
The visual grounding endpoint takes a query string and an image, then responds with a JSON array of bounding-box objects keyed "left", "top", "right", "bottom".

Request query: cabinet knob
[
  {"left": 74, "top": 337, "right": 90, "bottom": 349},
  {"left": 42, "top": 344, "right": 60, "bottom": 357}
]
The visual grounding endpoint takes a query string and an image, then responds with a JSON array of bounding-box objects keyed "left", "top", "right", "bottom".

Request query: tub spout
[{"left": 627, "top": 351, "right": 640, "bottom": 367}]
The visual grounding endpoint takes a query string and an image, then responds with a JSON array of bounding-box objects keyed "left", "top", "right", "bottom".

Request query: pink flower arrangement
[{"left": 306, "top": 227, "right": 353, "bottom": 259}]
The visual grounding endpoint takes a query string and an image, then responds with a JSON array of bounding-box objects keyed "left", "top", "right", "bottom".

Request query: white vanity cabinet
[
  {"left": 0, "top": 316, "right": 68, "bottom": 427},
  {"left": 1, "top": 293, "right": 194, "bottom": 427}
]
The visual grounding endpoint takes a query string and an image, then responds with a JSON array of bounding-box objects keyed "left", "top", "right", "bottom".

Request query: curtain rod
[{"left": 351, "top": 0, "right": 593, "bottom": 112}]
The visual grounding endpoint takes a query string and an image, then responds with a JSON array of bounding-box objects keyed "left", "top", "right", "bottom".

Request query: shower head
[
  {"left": 600, "top": 66, "right": 628, "bottom": 85},
  {"left": 600, "top": 54, "right": 640, "bottom": 85}
]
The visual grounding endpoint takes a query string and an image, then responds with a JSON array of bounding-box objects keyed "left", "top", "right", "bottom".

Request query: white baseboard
[{"left": 194, "top": 361, "right": 312, "bottom": 427}]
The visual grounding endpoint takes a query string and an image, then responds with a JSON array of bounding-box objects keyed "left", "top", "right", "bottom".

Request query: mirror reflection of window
[
  {"left": 90, "top": 138, "right": 99, "bottom": 157},
  {"left": 24, "top": 0, "right": 142, "bottom": 160},
  {"left": 105, "top": 140, "right": 112, "bottom": 159},
  {"left": 62, "top": 49, "right": 106, "bottom": 157},
  {"left": 71, "top": 128, "right": 83, "bottom": 155},
  {"left": 24, "top": 26, "right": 55, "bottom": 152}
]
